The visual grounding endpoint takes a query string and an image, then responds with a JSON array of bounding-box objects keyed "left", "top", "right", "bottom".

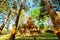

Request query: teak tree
[
  {"left": 0, "top": 9, "right": 11, "bottom": 34},
  {"left": 43, "top": 0, "right": 60, "bottom": 40},
  {"left": 9, "top": 4, "right": 23, "bottom": 40}
]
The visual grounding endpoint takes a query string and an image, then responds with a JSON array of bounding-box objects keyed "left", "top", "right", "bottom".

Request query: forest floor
[
  {"left": 15, "top": 33, "right": 58, "bottom": 40},
  {"left": 0, "top": 34, "right": 10, "bottom": 40},
  {"left": 0, "top": 33, "right": 58, "bottom": 40},
  {"left": 0, "top": 30, "right": 58, "bottom": 40}
]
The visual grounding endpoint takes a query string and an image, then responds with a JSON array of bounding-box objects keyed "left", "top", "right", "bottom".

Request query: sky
[
  {"left": 0, "top": 0, "right": 60, "bottom": 29},
  {"left": 0, "top": 0, "right": 34, "bottom": 29}
]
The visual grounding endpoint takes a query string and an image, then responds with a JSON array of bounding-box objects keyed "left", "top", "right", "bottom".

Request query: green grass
[
  {"left": 15, "top": 32, "right": 57, "bottom": 40},
  {"left": 0, "top": 30, "right": 57, "bottom": 40}
]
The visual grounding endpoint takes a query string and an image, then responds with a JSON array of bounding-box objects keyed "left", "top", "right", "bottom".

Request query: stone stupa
[{"left": 20, "top": 17, "right": 41, "bottom": 36}]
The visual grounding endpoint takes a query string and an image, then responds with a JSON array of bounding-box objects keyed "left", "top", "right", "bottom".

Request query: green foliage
[
  {"left": 33, "top": 0, "right": 46, "bottom": 13},
  {"left": 30, "top": 7, "right": 40, "bottom": 18},
  {"left": 40, "top": 0, "right": 45, "bottom": 6},
  {"left": 30, "top": 7, "right": 47, "bottom": 29},
  {"left": 30, "top": 7, "right": 47, "bottom": 21},
  {"left": 0, "top": 0, "right": 9, "bottom": 13},
  {"left": 33, "top": 0, "right": 60, "bottom": 13},
  {"left": 39, "top": 23, "right": 44, "bottom": 29},
  {"left": 52, "top": 0, "right": 60, "bottom": 5},
  {"left": 30, "top": 7, "right": 41, "bottom": 21}
]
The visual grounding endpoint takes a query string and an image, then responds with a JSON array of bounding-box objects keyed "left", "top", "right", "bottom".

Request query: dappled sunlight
[{"left": 0, "top": 0, "right": 60, "bottom": 40}]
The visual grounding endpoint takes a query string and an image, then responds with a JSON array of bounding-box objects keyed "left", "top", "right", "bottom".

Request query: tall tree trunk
[
  {"left": 0, "top": 10, "right": 11, "bottom": 34},
  {"left": 9, "top": 4, "right": 23, "bottom": 40},
  {"left": 7, "top": 20, "right": 10, "bottom": 32},
  {"left": 43, "top": 0, "right": 60, "bottom": 40}
]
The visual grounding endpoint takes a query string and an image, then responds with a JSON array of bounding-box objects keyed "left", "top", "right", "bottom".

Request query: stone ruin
[{"left": 19, "top": 17, "right": 41, "bottom": 36}]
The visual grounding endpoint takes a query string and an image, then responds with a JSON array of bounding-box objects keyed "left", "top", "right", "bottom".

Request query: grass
[
  {"left": 0, "top": 30, "right": 11, "bottom": 40},
  {"left": 0, "top": 30, "right": 58, "bottom": 40},
  {"left": 15, "top": 32, "right": 57, "bottom": 40}
]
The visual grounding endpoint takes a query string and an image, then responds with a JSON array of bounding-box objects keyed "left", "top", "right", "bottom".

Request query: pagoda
[{"left": 20, "top": 17, "right": 41, "bottom": 36}]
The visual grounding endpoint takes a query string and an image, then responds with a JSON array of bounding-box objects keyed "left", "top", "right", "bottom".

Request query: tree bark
[
  {"left": 9, "top": 4, "right": 23, "bottom": 40},
  {"left": 7, "top": 20, "right": 10, "bottom": 32},
  {"left": 0, "top": 10, "right": 11, "bottom": 34},
  {"left": 43, "top": 0, "right": 60, "bottom": 40}
]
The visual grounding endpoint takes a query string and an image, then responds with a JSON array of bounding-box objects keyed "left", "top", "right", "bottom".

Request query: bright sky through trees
[{"left": 0, "top": 0, "right": 60, "bottom": 29}]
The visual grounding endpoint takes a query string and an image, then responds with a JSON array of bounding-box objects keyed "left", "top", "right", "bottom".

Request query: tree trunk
[
  {"left": 0, "top": 10, "right": 11, "bottom": 34},
  {"left": 7, "top": 20, "right": 10, "bottom": 32},
  {"left": 9, "top": 4, "right": 23, "bottom": 40},
  {"left": 43, "top": 0, "right": 60, "bottom": 40}
]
